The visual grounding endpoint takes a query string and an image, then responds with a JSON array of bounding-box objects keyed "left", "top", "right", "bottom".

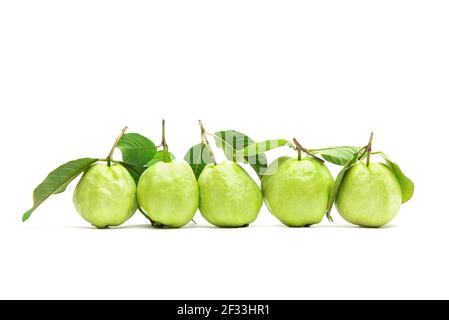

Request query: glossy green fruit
[
  {"left": 262, "top": 156, "right": 334, "bottom": 227},
  {"left": 198, "top": 161, "right": 263, "bottom": 227},
  {"left": 137, "top": 160, "right": 199, "bottom": 228},
  {"left": 73, "top": 163, "right": 137, "bottom": 228},
  {"left": 336, "top": 162, "right": 402, "bottom": 227}
]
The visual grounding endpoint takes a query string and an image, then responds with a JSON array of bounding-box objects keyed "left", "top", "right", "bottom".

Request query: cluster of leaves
[
  {"left": 117, "top": 133, "right": 175, "bottom": 183},
  {"left": 184, "top": 130, "right": 289, "bottom": 179}
]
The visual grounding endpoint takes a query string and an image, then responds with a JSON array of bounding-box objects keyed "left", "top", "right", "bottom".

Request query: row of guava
[{"left": 23, "top": 122, "right": 414, "bottom": 228}]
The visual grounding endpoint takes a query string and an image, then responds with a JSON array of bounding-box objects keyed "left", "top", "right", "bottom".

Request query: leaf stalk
[
  {"left": 199, "top": 120, "right": 217, "bottom": 165},
  {"left": 292, "top": 138, "right": 324, "bottom": 163},
  {"left": 106, "top": 126, "right": 128, "bottom": 166}
]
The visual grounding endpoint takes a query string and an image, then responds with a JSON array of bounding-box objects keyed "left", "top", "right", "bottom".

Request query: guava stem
[
  {"left": 161, "top": 119, "right": 169, "bottom": 162},
  {"left": 297, "top": 147, "right": 302, "bottom": 160},
  {"left": 106, "top": 126, "right": 128, "bottom": 166},
  {"left": 199, "top": 120, "right": 217, "bottom": 165},
  {"left": 292, "top": 138, "right": 324, "bottom": 162},
  {"left": 366, "top": 132, "right": 374, "bottom": 166}
]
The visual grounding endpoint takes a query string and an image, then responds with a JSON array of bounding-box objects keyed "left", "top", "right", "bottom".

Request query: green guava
[
  {"left": 137, "top": 160, "right": 199, "bottom": 228},
  {"left": 198, "top": 161, "right": 263, "bottom": 227},
  {"left": 262, "top": 156, "right": 334, "bottom": 227},
  {"left": 336, "top": 162, "right": 402, "bottom": 227},
  {"left": 73, "top": 163, "right": 137, "bottom": 228}
]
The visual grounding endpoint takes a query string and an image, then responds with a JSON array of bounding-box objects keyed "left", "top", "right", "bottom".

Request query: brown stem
[
  {"left": 357, "top": 133, "right": 374, "bottom": 162},
  {"left": 292, "top": 138, "right": 324, "bottom": 162},
  {"left": 161, "top": 119, "right": 169, "bottom": 162},
  {"left": 366, "top": 132, "right": 374, "bottom": 166},
  {"left": 293, "top": 139, "right": 302, "bottom": 160},
  {"left": 199, "top": 120, "right": 217, "bottom": 165},
  {"left": 106, "top": 126, "right": 128, "bottom": 166}
]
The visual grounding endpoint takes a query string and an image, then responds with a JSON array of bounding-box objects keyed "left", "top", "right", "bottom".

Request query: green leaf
[
  {"left": 214, "top": 130, "right": 268, "bottom": 178},
  {"left": 310, "top": 146, "right": 360, "bottom": 166},
  {"left": 325, "top": 148, "right": 363, "bottom": 221},
  {"left": 119, "top": 161, "right": 146, "bottom": 184},
  {"left": 248, "top": 153, "right": 268, "bottom": 178},
  {"left": 22, "top": 158, "right": 98, "bottom": 222},
  {"left": 377, "top": 152, "right": 414, "bottom": 203},
  {"left": 238, "top": 139, "right": 289, "bottom": 157},
  {"left": 214, "top": 130, "right": 248, "bottom": 161},
  {"left": 184, "top": 143, "right": 213, "bottom": 179},
  {"left": 117, "top": 133, "right": 156, "bottom": 167},
  {"left": 146, "top": 150, "right": 176, "bottom": 167}
]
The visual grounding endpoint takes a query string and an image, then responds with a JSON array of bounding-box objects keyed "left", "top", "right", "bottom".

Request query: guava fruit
[
  {"left": 137, "top": 160, "right": 199, "bottom": 228},
  {"left": 198, "top": 161, "right": 263, "bottom": 227},
  {"left": 73, "top": 163, "right": 137, "bottom": 228},
  {"left": 336, "top": 162, "right": 402, "bottom": 227},
  {"left": 261, "top": 156, "right": 334, "bottom": 227}
]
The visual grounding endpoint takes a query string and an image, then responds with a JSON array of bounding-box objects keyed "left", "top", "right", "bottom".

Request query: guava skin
[
  {"left": 262, "top": 156, "right": 334, "bottom": 227},
  {"left": 198, "top": 161, "right": 263, "bottom": 227},
  {"left": 73, "top": 163, "right": 137, "bottom": 229},
  {"left": 137, "top": 160, "right": 199, "bottom": 228},
  {"left": 336, "top": 162, "right": 402, "bottom": 228}
]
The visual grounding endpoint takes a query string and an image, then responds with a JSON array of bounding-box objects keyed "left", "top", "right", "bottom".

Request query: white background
[{"left": 1, "top": 1, "right": 448, "bottom": 299}]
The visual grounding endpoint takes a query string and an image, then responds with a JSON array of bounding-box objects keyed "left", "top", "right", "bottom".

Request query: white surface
[{"left": 0, "top": 1, "right": 448, "bottom": 299}]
